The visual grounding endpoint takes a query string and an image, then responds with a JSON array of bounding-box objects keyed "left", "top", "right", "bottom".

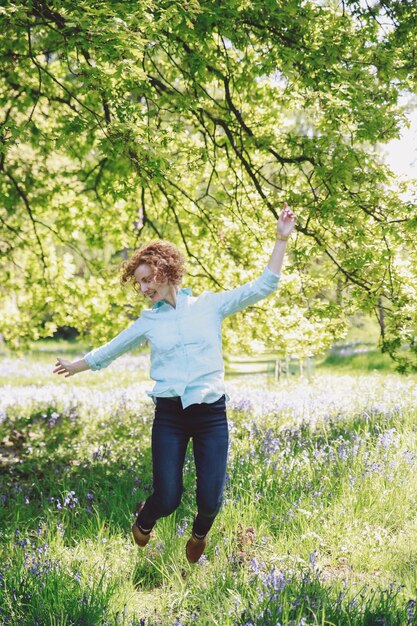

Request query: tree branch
[
  {"left": 157, "top": 183, "right": 223, "bottom": 287},
  {"left": 4, "top": 171, "right": 47, "bottom": 270}
]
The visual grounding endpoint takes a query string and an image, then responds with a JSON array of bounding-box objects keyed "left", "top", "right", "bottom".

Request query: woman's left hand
[{"left": 277, "top": 202, "right": 297, "bottom": 239}]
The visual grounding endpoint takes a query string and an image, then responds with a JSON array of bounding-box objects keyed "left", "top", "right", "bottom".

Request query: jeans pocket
[{"left": 208, "top": 394, "right": 226, "bottom": 412}]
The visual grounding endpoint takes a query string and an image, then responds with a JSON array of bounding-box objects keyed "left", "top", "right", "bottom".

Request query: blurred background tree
[{"left": 0, "top": 0, "right": 416, "bottom": 369}]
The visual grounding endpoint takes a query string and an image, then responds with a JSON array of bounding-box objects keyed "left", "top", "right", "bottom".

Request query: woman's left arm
[
  {"left": 208, "top": 203, "right": 297, "bottom": 319},
  {"left": 267, "top": 202, "right": 297, "bottom": 275}
]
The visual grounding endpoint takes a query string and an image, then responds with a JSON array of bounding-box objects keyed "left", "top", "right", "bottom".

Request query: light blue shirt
[{"left": 84, "top": 266, "right": 280, "bottom": 408}]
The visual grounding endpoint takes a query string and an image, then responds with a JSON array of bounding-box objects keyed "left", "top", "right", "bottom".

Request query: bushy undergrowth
[{"left": 1, "top": 361, "right": 417, "bottom": 625}]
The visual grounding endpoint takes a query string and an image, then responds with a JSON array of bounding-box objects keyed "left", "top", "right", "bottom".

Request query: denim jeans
[{"left": 136, "top": 394, "right": 229, "bottom": 537}]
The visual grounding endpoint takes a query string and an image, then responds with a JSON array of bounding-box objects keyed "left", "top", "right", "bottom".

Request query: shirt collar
[{"left": 152, "top": 287, "right": 192, "bottom": 310}]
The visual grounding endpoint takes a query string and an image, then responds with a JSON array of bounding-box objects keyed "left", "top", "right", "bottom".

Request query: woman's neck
[{"left": 164, "top": 285, "right": 179, "bottom": 308}]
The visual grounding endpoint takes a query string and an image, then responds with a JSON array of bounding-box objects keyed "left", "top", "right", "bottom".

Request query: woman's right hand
[{"left": 53, "top": 357, "right": 83, "bottom": 378}]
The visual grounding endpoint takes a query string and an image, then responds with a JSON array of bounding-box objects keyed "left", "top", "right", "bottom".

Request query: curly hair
[{"left": 120, "top": 240, "right": 186, "bottom": 293}]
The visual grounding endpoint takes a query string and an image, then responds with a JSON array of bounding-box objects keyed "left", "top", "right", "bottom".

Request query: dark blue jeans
[{"left": 136, "top": 394, "right": 229, "bottom": 537}]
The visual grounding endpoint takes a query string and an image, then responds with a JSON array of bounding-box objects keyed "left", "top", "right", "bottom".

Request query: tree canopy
[{"left": 1, "top": 0, "right": 416, "bottom": 369}]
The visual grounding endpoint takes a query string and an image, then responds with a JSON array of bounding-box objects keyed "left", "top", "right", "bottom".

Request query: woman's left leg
[{"left": 191, "top": 395, "right": 229, "bottom": 538}]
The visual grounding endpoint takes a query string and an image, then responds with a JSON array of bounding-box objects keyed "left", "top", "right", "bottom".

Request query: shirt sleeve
[
  {"left": 84, "top": 317, "right": 147, "bottom": 371},
  {"left": 210, "top": 266, "right": 280, "bottom": 319}
]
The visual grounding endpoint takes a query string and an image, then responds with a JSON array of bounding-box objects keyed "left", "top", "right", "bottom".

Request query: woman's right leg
[{"left": 136, "top": 399, "right": 189, "bottom": 533}]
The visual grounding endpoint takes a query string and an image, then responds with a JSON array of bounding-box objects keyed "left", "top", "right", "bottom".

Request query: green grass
[
  {"left": 317, "top": 348, "right": 396, "bottom": 373},
  {"left": 1, "top": 346, "right": 417, "bottom": 625}
]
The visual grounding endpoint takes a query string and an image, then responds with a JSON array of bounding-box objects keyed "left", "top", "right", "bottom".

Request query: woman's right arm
[{"left": 53, "top": 316, "right": 147, "bottom": 378}]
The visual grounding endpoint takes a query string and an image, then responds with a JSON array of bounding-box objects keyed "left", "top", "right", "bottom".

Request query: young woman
[{"left": 53, "top": 203, "right": 297, "bottom": 563}]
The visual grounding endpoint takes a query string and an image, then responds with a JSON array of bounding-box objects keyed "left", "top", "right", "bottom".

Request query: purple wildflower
[
  {"left": 176, "top": 519, "right": 188, "bottom": 537},
  {"left": 62, "top": 491, "right": 78, "bottom": 509},
  {"left": 407, "top": 599, "right": 416, "bottom": 625},
  {"left": 48, "top": 411, "right": 60, "bottom": 427},
  {"left": 264, "top": 567, "right": 286, "bottom": 592},
  {"left": 309, "top": 550, "right": 318, "bottom": 571}
]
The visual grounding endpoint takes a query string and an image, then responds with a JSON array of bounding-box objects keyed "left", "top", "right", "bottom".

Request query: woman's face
[{"left": 134, "top": 263, "right": 172, "bottom": 304}]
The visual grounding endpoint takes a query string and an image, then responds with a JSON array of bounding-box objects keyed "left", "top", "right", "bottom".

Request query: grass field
[{"left": 1, "top": 341, "right": 417, "bottom": 625}]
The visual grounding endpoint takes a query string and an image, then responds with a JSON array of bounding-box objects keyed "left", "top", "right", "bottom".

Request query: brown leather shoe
[
  {"left": 186, "top": 532, "right": 207, "bottom": 563},
  {"left": 131, "top": 502, "right": 152, "bottom": 547}
]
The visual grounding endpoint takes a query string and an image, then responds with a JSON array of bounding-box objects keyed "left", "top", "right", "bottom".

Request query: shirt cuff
[
  {"left": 84, "top": 352, "right": 101, "bottom": 371},
  {"left": 264, "top": 265, "right": 280, "bottom": 279}
]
